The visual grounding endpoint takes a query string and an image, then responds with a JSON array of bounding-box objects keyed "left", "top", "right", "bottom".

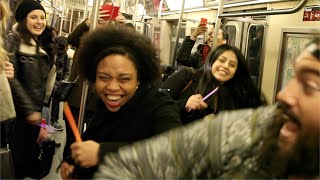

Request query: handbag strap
[{"left": 72, "top": 76, "right": 80, "bottom": 83}]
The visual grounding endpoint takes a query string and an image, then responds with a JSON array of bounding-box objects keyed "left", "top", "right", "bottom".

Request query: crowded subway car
[{"left": 0, "top": 0, "right": 319, "bottom": 179}]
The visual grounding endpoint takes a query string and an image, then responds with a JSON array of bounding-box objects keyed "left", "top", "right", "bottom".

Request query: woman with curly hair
[
  {"left": 60, "top": 24, "right": 182, "bottom": 179},
  {"left": 161, "top": 44, "right": 267, "bottom": 124}
]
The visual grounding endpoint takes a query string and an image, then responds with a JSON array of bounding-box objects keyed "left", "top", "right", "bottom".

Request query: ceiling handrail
[{"left": 219, "top": 0, "right": 308, "bottom": 17}]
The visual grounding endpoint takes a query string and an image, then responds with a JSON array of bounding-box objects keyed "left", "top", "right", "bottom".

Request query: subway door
[
  {"left": 244, "top": 24, "right": 266, "bottom": 90},
  {"left": 225, "top": 20, "right": 266, "bottom": 90}
]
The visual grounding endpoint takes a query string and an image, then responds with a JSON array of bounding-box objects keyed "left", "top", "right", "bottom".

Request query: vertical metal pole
[
  {"left": 158, "top": 0, "right": 163, "bottom": 20},
  {"left": 211, "top": 0, "right": 224, "bottom": 51},
  {"left": 120, "top": 0, "right": 126, "bottom": 12},
  {"left": 171, "top": 0, "right": 186, "bottom": 69},
  {"left": 77, "top": 0, "right": 101, "bottom": 134},
  {"left": 68, "top": 4, "right": 75, "bottom": 33},
  {"left": 132, "top": 0, "right": 139, "bottom": 25},
  {"left": 59, "top": 0, "right": 66, "bottom": 36},
  {"left": 83, "top": 0, "right": 89, "bottom": 21}
]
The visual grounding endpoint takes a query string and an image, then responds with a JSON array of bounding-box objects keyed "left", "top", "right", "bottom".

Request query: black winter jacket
[
  {"left": 55, "top": 52, "right": 70, "bottom": 81},
  {"left": 63, "top": 87, "right": 182, "bottom": 178},
  {"left": 66, "top": 19, "right": 97, "bottom": 112},
  {"left": 161, "top": 67, "right": 235, "bottom": 124},
  {"left": 176, "top": 36, "right": 205, "bottom": 69},
  {"left": 5, "top": 31, "right": 51, "bottom": 117}
]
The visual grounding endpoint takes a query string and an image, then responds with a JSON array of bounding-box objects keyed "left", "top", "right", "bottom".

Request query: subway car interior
[
  {"left": 1, "top": 0, "right": 319, "bottom": 179},
  {"left": 31, "top": 0, "right": 319, "bottom": 103}
]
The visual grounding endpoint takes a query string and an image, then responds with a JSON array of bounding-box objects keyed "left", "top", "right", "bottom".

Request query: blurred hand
[
  {"left": 185, "top": 94, "right": 208, "bottom": 112},
  {"left": 4, "top": 61, "right": 14, "bottom": 79},
  {"left": 192, "top": 25, "right": 207, "bottom": 38},
  {"left": 115, "top": 13, "right": 127, "bottom": 24},
  {"left": 71, "top": 140, "right": 100, "bottom": 167},
  {"left": 60, "top": 162, "right": 75, "bottom": 179},
  {"left": 98, "top": 8, "right": 110, "bottom": 24},
  {"left": 26, "top": 112, "right": 42, "bottom": 125}
]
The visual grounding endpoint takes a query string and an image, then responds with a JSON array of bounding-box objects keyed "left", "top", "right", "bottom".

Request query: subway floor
[{"left": 43, "top": 102, "right": 66, "bottom": 180}]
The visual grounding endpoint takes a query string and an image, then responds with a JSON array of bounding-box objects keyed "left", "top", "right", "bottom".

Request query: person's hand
[
  {"left": 185, "top": 94, "right": 208, "bottom": 112},
  {"left": 192, "top": 25, "right": 207, "bottom": 38},
  {"left": 115, "top": 13, "right": 127, "bottom": 24},
  {"left": 71, "top": 140, "right": 100, "bottom": 168},
  {"left": 98, "top": 8, "right": 110, "bottom": 24},
  {"left": 4, "top": 61, "right": 14, "bottom": 79},
  {"left": 26, "top": 112, "right": 42, "bottom": 125},
  {"left": 60, "top": 161, "right": 75, "bottom": 179}
]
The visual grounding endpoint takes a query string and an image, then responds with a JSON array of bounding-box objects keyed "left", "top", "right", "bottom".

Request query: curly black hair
[{"left": 77, "top": 24, "right": 161, "bottom": 88}]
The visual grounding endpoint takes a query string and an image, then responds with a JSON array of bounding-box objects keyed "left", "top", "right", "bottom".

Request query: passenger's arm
[
  {"left": 176, "top": 36, "right": 198, "bottom": 67},
  {"left": 95, "top": 115, "right": 211, "bottom": 179},
  {"left": 94, "top": 106, "right": 277, "bottom": 179},
  {"left": 161, "top": 67, "right": 194, "bottom": 99},
  {"left": 67, "top": 19, "right": 90, "bottom": 48},
  {"left": 63, "top": 54, "right": 70, "bottom": 80}
]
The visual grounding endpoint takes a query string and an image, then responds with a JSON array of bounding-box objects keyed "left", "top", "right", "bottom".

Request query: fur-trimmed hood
[{"left": 11, "top": 23, "right": 47, "bottom": 57}]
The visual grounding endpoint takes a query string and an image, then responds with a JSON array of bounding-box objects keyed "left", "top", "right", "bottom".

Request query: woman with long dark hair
[
  {"left": 162, "top": 44, "right": 267, "bottom": 124},
  {"left": 4, "top": 0, "right": 55, "bottom": 178}
]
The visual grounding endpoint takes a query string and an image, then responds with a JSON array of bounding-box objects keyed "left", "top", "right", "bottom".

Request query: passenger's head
[
  {"left": 204, "top": 44, "right": 241, "bottom": 84},
  {"left": 16, "top": 0, "right": 46, "bottom": 38},
  {"left": 78, "top": 24, "right": 161, "bottom": 112},
  {"left": 55, "top": 36, "right": 68, "bottom": 54},
  {"left": 259, "top": 38, "right": 319, "bottom": 178},
  {"left": 207, "top": 28, "right": 229, "bottom": 47}
]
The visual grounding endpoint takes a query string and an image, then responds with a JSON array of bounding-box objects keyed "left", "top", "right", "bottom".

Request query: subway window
[{"left": 246, "top": 25, "right": 264, "bottom": 86}]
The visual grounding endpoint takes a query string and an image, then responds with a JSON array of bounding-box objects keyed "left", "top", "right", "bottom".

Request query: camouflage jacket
[{"left": 95, "top": 105, "right": 277, "bottom": 179}]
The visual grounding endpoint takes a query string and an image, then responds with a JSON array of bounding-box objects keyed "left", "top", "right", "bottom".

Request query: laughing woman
[
  {"left": 4, "top": 0, "right": 54, "bottom": 178},
  {"left": 60, "top": 24, "right": 182, "bottom": 179}
]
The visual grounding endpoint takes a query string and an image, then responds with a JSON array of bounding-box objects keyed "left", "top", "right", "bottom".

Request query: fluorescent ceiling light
[
  {"left": 88, "top": 0, "right": 93, "bottom": 6},
  {"left": 165, "top": 0, "right": 203, "bottom": 11}
]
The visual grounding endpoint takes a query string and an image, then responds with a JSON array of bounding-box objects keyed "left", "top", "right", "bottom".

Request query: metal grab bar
[
  {"left": 77, "top": 0, "right": 101, "bottom": 135},
  {"left": 219, "top": 0, "right": 308, "bottom": 18},
  {"left": 171, "top": 0, "right": 186, "bottom": 69}
]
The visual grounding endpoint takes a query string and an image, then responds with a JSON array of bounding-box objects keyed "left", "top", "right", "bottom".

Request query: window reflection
[
  {"left": 225, "top": 25, "right": 236, "bottom": 47},
  {"left": 246, "top": 25, "right": 264, "bottom": 87}
]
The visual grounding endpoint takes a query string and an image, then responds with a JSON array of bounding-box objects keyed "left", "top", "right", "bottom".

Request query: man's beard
[{"left": 257, "top": 102, "right": 319, "bottom": 178}]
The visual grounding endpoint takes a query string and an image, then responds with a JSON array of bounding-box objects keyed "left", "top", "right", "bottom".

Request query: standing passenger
[
  {"left": 0, "top": 0, "right": 16, "bottom": 147},
  {"left": 50, "top": 36, "right": 70, "bottom": 131},
  {"left": 161, "top": 44, "right": 266, "bottom": 124},
  {"left": 63, "top": 9, "right": 129, "bottom": 164},
  {"left": 60, "top": 24, "right": 182, "bottom": 179},
  {"left": 176, "top": 25, "right": 229, "bottom": 69},
  {"left": 4, "top": 0, "right": 54, "bottom": 178}
]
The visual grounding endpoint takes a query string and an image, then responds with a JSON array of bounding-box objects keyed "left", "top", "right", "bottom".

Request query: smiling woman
[
  {"left": 161, "top": 44, "right": 267, "bottom": 124},
  {"left": 4, "top": 0, "right": 55, "bottom": 179},
  {"left": 60, "top": 23, "right": 182, "bottom": 179}
]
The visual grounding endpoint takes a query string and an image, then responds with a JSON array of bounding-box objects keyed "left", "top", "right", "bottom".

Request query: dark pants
[
  {"left": 50, "top": 97, "right": 60, "bottom": 123},
  {"left": 50, "top": 81, "right": 60, "bottom": 123},
  {"left": 10, "top": 117, "right": 41, "bottom": 179}
]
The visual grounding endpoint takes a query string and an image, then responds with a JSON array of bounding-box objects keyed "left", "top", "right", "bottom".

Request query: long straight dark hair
[{"left": 196, "top": 44, "right": 266, "bottom": 109}]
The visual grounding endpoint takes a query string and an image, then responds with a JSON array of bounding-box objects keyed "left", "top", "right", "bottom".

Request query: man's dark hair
[{"left": 305, "top": 37, "right": 319, "bottom": 60}]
